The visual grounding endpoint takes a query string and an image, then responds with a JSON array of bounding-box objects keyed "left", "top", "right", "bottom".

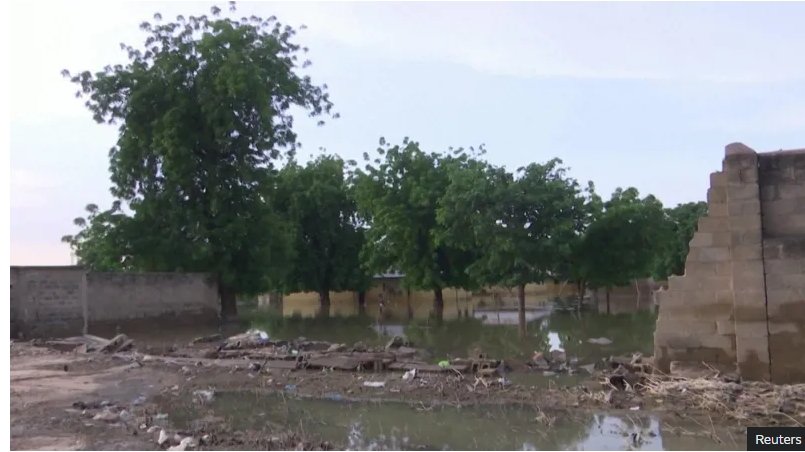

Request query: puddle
[{"left": 165, "top": 392, "right": 740, "bottom": 450}]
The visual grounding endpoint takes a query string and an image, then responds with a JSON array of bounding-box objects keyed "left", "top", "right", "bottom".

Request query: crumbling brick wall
[{"left": 654, "top": 143, "right": 805, "bottom": 383}]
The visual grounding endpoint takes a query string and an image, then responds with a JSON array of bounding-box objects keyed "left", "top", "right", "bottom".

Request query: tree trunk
[
  {"left": 318, "top": 290, "right": 331, "bottom": 318},
  {"left": 433, "top": 288, "right": 444, "bottom": 322},
  {"left": 606, "top": 287, "right": 611, "bottom": 315},
  {"left": 518, "top": 283, "right": 527, "bottom": 338},
  {"left": 269, "top": 291, "right": 283, "bottom": 315},
  {"left": 219, "top": 283, "right": 237, "bottom": 320},
  {"left": 357, "top": 291, "right": 366, "bottom": 316},
  {"left": 407, "top": 289, "right": 413, "bottom": 320}
]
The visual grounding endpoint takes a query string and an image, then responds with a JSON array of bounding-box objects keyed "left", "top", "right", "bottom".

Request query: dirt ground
[{"left": 10, "top": 339, "right": 803, "bottom": 451}]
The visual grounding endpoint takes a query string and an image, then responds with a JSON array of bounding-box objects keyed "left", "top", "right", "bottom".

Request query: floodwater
[
  {"left": 166, "top": 392, "right": 741, "bottom": 450},
  {"left": 248, "top": 307, "right": 658, "bottom": 369}
]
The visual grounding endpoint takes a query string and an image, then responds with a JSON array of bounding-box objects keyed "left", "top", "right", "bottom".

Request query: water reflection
[
  {"left": 248, "top": 309, "right": 657, "bottom": 366},
  {"left": 166, "top": 393, "right": 737, "bottom": 451}
]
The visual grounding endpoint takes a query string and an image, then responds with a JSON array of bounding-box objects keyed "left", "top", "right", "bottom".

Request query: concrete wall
[
  {"left": 269, "top": 280, "right": 588, "bottom": 319},
  {"left": 87, "top": 272, "right": 219, "bottom": 322},
  {"left": 592, "top": 279, "right": 661, "bottom": 315},
  {"left": 10, "top": 266, "right": 86, "bottom": 337},
  {"left": 654, "top": 143, "right": 805, "bottom": 383},
  {"left": 759, "top": 150, "right": 805, "bottom": 383},
  {"left": 10, "top": 267, "right": 219, "bottom": 338}
]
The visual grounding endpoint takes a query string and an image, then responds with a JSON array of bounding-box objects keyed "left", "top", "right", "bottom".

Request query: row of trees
[{"left": 61, "top": 5, "right": 707, "bottom": 330}]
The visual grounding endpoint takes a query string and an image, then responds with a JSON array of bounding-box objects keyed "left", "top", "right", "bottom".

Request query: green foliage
[
  {"left": 653, "top": 201, "right": 708, "bottom": 280},
  {"left": 438, "top": 158, "right": 586, "bottom": 289},
  {"left": 275, "top": 156, "right": 371, "bottom": 303},
  {"left": 62, "top": 4, "right": 333, "bottom": 314},
  {"left": 575, "top": 187, "right": 673, "bottom": 289},
  {"left": 350, "top": 139, "right": 479, "bottom": 294}
]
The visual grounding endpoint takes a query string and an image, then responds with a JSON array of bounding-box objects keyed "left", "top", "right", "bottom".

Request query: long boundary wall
[
  {"left": 654, "top": 143, "right": 805, "bottom": 383},
  {"left": 10, "top": 267, "right": 219, "bottom": 338}
]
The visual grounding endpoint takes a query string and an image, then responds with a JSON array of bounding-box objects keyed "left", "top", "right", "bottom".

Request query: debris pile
[
  {"left": 36, "top": 334, "right": 135, "bottom": 354},
  {"left": 644, "top": 372, "right": 805, "bottom": 423}
]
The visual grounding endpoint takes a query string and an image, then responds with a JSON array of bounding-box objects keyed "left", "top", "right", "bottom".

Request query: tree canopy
[
  {"left": 275, "top": 155, "right": 370, "bottom": 316},
  {"left": 62, "top": 4, "right": 334, "bottom": 317}
]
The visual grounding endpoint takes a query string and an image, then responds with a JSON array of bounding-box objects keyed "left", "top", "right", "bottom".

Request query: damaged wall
[
  {"left": 10, "top": 267, "right": 219, "bottom": 338},
  {"left": 654, "top": 143, "right": 805, "bottom": 383}
]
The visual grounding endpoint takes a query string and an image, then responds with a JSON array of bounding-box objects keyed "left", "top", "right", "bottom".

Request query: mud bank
[{"left": 10, "top": 335, "right": 804, "bottom": 450}]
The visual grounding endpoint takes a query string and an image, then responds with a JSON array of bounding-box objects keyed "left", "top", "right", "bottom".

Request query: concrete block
[
  {"left": 728, "top": 214, "right": 762, "bottom": 231},
  {"left": 778, "top": 184, "right": 805, "bottom": 200},
  {"left": 727, "top": 184, "right": 759, "bottom": 201},
  {"left": 716, "top": 319, "right": 735, "bottom": 335},
  {"left": 760, "top": 185, "right": 780, "bottom": 202},
  {"left": 762, "top": 198, "right": 798, "bottom": 216},
  {"left": 689, "top": 233, "right": 713, "bottom": 248},
  {"left": 682, "top": 262, "right": 716, "bottom": 277},
  {"left": 708, "top": 187, "right": 727, "bottom": 204},
  {"left": 734, "top": 320, "right": 769, "bottom": 338},
  {"left": 732, "top": 274, "right": 766, "bottom": 292},
  {"left": 732, "top": 290, "right": 766, "bottom": 308},
  {"left": 695, "top": 276, "right": 733, "bottom": 291},
  {"left": 765, "top": 273, "right": 805, "bottom": 291},
  {"left": 699, "top": 334, "right": 736, "bottom": 350},
  {"left": 725, "top": 142, "right": 757, "bottom": 156},
  {"left": 728, "top": 200, "right": 761, "bottom": 216},
  {"left": 712, "top": 232, "right": 732, "bottom": 247},
  {"left": 698, "top": 217, "right": 729, "bottom": 233},
  {"left": 731, "top": 230, "right": 762, "bottom": 246},
  {"left": 716, "top": 290, "right": 733, "bottom": 305},
  {"left": 714, "top": 262, "right": 732, "bottom": 276},
  {"left": 697, "top": 247, "right": 731, "bottom": 263},
  {"left": 731, "top": 244, "right": 763, "bottom": 261},
  {"left": 707, "top": 203, "right": 728, "bottom": 217},
  {"left": 763, "top": 258, "right": 805, "bottom": 275},
  {"left": 732, "top": 303, "right": 766, "bottom": 324},
  {"left": 709, "top": 171, "right": 727, "bottom": 188},
  {"left": 768, "top": 321, "right": 799, "bottom": 335}
]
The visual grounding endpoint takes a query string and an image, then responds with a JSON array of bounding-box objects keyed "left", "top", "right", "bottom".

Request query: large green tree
[
  {"left": 275, "top": 156, "right": 370, "bottom": 317},
  {"left": 62, "top": 4, "right": 333, "bottom": 317},
  {"left": 438, "top": 159, "right": 586, "bottom": 336},
  {"left": 575, "top": 187, "right": 673, "bottom": 313},
  {"left": 350, "top": 138, "right": 478, "bottom": 321}
]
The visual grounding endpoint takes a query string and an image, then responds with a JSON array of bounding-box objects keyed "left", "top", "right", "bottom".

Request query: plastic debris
[
  {"left": 192, "top": 389, "right": 215, "bottom": 404},
  {"left": 92, "top": 410, "right": 119, "bottom": 423},
  {"left": 438, "top": 360, "right": 450, "bottom": 369},
  {"left": 587, "top": 337, "right": 613, "bottom": 345},
  {"left": 402, "top": 369, "right": 417, "bottom": 382},
  {"left": 157, "top": 429, "right": 170, "bottom": 446},
  {"left": 362, "top": 381, "right": 386, "bottom": 388}
]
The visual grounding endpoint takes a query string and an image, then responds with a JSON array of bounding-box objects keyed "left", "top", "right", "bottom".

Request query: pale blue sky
[{"left": 9, "top": 1, "right": 805, "bottom": 265}]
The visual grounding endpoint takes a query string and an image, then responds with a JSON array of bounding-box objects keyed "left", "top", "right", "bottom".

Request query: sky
[{"left": 9, "top": 1, "right": 805, "bottom": 265}]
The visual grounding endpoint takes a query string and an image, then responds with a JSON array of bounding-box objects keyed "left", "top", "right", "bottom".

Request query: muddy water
[
  {"left": 249, "top": 309, "right": 657, "bottom": 367},
  {"left": 166, "top": 392, "right": 740, "bottom": 450}
]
